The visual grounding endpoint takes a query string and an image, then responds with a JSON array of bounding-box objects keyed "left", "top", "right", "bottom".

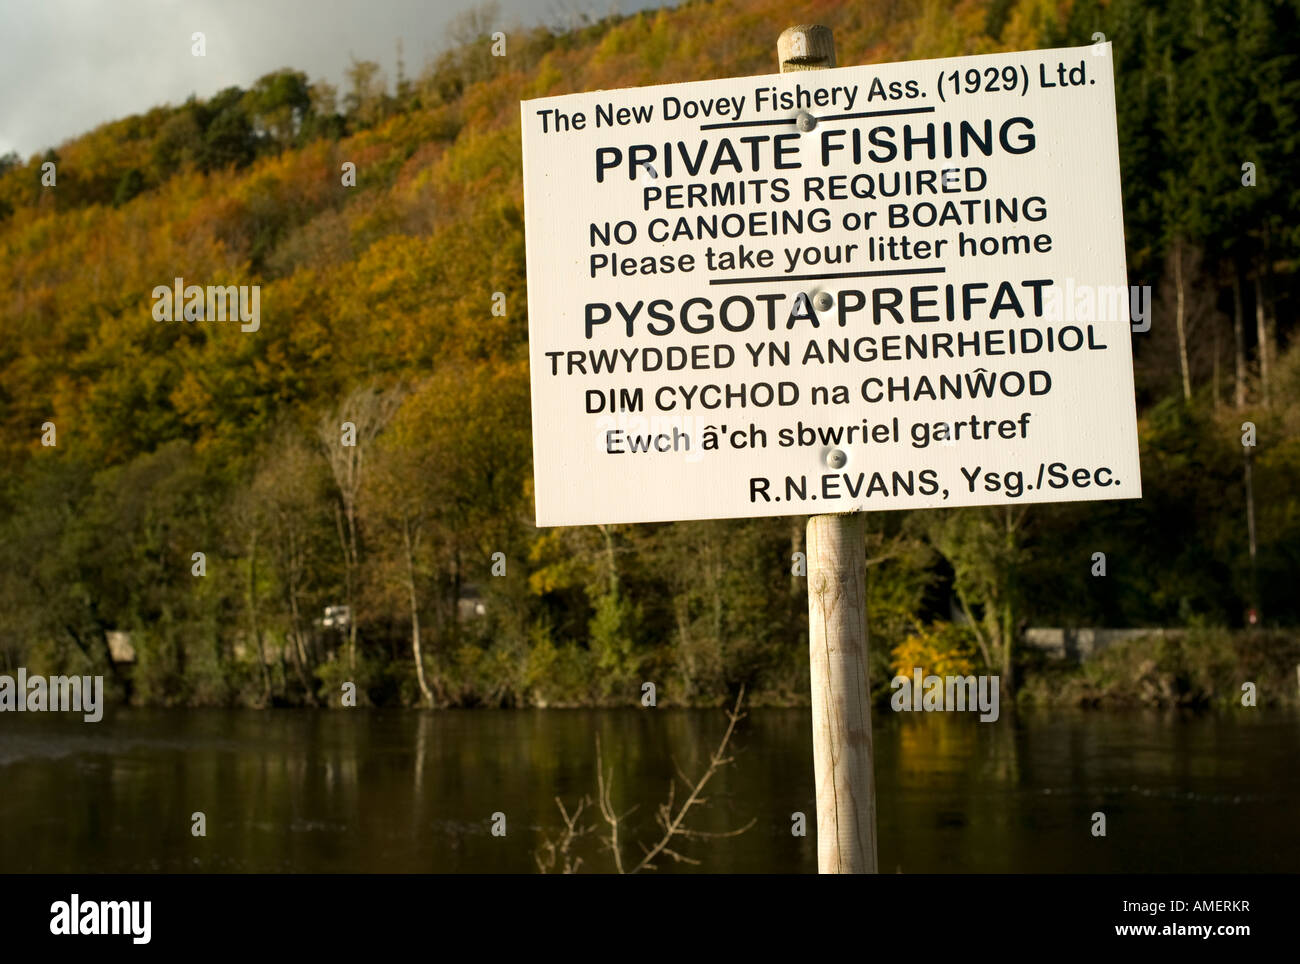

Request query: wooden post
[
  {"left": 778, "top": 23, "right": 837, "bottom": 72},
  {"left": 779, "top": 24, "right": 879, "bottom": 875},
  {"left": 806, "top": 513, "right": 877, "bottom": 873}
]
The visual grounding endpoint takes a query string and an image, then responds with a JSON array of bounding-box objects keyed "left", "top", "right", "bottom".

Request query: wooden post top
[{"left": 778, "top": 24, "right": 837, "bottom": 72}]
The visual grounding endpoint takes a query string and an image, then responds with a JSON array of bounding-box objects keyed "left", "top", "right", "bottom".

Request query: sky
[{"left": 0, "top": 0, "right": 672, "bottom": 158}]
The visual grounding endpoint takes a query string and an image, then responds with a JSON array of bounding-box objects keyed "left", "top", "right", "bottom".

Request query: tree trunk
[
  {"left": 402, "top": 516, "right": 433, "bottom": 707},
  {"left": 1212, "top": 319, "right": 1222, "bottom": 410},
  {"left": 333, "top": 501, "right": 354, "bottom": 669},
  {"left": 451, "top": 548, "right": 462, "bottom": 646},
  {"left": 346, "top": 500, "right": 360, "bottom": 670},
  {"left": 1173, "top": 238, "right": 1191, "bottom": 401},
  {"left": 598, "top": 524, "right": 619, "bottom": 595},
  {"left": 711, "top": 537, "right": 723, "bottom": 651},
  {"left": 1000, "top": 506, "right": 1019, "bottom": 698},
  {"left": 1000, "top": 599, "right": 1015, "bottom": 697},
  {"left": 286, "top": 583, "right": 317, "bottom": 705},
  {"left": 246, "top": 531, "right": 271, "bottom": 707},
  {"left": 1232, "top": 266, "right": 1246, "bottom": 409},
  {"left": 285, "top": 525, "right": 319, "bottom": 706},
  {"left": 956, "top": 586, "right": 993, "bottom": 669},
  {"left": 284, "top": 624, "right": 313, "bottom": 703},
  {"left": 1255, "top": 271, "right": 1271, "bottom": 408},
  {"left": 1244, "top": 449, "right": 1258, "bottom": 621}
]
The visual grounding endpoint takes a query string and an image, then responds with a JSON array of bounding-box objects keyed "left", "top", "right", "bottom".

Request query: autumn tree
[
  {"left": 248, "top": 432, "right": 336, "bottom": 704},
  {"left": 318, "top": 384, "right": 404, "bottom": 671}
]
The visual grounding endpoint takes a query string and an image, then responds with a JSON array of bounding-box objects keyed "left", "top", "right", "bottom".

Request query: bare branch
[
  {"left": 594, "top": 733, "right": 626, "bottom": 875},
  {"left": 538, "top": 688, "right": 754, "bottom": 874},
  {"left": 676, "top": 818, "right": 758, "bottom": 839},
  {"left": 670, "top": 755, "right": 693, "bottom": 790},
  {"left": 659, "top": 847, "right": 701, "bottom": 865},
  {"left": 535, "top": 793, "right": 593, "bottom": 874},
  {"left": 627, "top": 686, "right": 750, "bottom": 874}
]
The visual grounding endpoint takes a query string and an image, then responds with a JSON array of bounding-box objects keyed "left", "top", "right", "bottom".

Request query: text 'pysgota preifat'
[{"left": 521, "top": 44, "right": 1141, "bottom": 527}]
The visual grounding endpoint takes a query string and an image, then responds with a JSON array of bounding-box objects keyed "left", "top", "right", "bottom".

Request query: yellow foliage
[
  {"left": 0, "top": 0, "right": 1059, "bottom": 473},
  {"left": 890, "top": 621, "right": 979, "bottom": 680}
]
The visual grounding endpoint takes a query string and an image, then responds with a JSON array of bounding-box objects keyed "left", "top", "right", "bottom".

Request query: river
[{"left": 1, "top": 708, "right": 1295, "bottom": 872}]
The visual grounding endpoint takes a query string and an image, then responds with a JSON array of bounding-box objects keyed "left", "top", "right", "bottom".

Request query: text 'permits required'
[{"left": 521, "top": 44, "right": 1141, "bottom": 527}]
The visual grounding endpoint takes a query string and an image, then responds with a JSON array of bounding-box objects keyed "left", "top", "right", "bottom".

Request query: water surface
[{"left": 1, "top": 708, "right": 1295, "bottom": 873}]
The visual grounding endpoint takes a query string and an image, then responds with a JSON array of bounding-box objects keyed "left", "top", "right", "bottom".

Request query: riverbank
[
  {"left": 52, "top": 626, "right": 1298, "bottom": 710},
  {"left": 1016, "top": 629, "right": 1300, "bottom": 709}
]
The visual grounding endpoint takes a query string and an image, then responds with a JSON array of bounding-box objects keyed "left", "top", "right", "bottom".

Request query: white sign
[{"left": 521, "top": 44, "right": 1141, "bottom": 527}]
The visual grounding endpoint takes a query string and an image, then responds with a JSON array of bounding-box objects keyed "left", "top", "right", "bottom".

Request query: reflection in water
[{"left": 0, "top": 708, "right": 1295, "bottom": 873}]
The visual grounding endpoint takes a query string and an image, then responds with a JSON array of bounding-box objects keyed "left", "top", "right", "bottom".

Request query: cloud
[{"left": 0, "top": 0, "right": 642, "bottom": 157}]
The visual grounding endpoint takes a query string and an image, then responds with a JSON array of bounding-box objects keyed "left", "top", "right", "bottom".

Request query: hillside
[{"left": 0, "top": 0, "right": 1297, "bottom": 708}]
